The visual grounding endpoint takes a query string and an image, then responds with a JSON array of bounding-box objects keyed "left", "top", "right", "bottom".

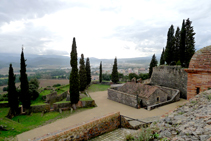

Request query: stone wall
[
  {"left": 31, "top": 104, "right": 50, "bottom": 113},
  {"left": 108, "top": 88, "right": 138, "bottom": 108},
  {"left": 35, "top": 112, "right": 121, "bottom": 140},
  {"left": 56, "top": 91, "right": 68, "bottom": 101},
  {"left": 0, "top": 102, "right": 9, "bottom": 108},
  {"left": 53, "top": 102, "right": 71, "bottom": 111},
  {"left": 42, "top": 92, "right": 57, "bottom": 103},
  {"left": 150, "top": 65, "right": 187, "bottom": 99}
]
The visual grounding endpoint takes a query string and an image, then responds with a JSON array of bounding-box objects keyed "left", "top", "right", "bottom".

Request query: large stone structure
[
  {"left": 185, "top": 45, "right": 211, "bottom": 100},
  {"left": 150, "top": 65, "right": 187, "bottom": 99}
]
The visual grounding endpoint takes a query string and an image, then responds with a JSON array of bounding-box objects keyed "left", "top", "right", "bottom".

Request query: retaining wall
[
  {"left": 53, "top": 102, "right": 71, "bottom": 111},
  {"left": 108, "top": 88, "right": 137, "bottom": 108},
  {"left": 0, "top": 102, "right": 9, "bottom": 108},
  {"left": 31, "top": 104, "right": 50, "bottom": 113}
]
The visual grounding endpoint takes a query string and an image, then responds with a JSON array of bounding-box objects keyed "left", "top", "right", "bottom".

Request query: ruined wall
[
  {"left": 147, "top": 89, "right": 167, "bottom": 106},
  {"left": 150, "top": 66, "right": 187, "bottom": 99},
  {"left": 107, "top": 88, "right": 138, "bottom": 108},
  {"left": 31, "top": 104, "right": 50, "bottom": 113}
]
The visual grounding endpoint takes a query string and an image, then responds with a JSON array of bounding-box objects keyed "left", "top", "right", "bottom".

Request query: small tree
[
  {"left": 29, "top": 78, "right": 40, "bottom": 100},
  {"left": 79, "top": 54, "right": 87, "bottom": 91},
  {"left": 7, "top": 64, "right": 19, "bottom": 118},
  {"left": 129, "top": 73, "right": 138, "bottom": 81},
  {"left": 20, "top": 48, "right": 31, "bottom": 112},
  {"left": 149, "top": 54, "right": 158, "bottom": 78},
  {"left": 111, "top": 57, "right": 119, "bottom": 83},
  {"left": 86, "top": 57, "right": 91, "bottom": 86},
  {"left": 69, "top": 37, "right": 79, "bottom": 105},
  {"left": 99, "top": 61, "right": 102, "bottom": 83}
]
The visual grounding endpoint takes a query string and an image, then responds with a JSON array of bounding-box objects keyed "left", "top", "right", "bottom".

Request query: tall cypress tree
[
  {"left": 180, "top": 20, "right": 186, "bottom": 67},
  {"left": 111, "top": 57, "right": 119, "bottom": 83},
  {"left": 7, "top": 64, "right": 19, "bottom": 118},
  {"left": 174, "top": 27, "right": 181, "bottom": 63},
  {"left": 99, "top": 61, "right": 102, "bottom": 83},
  {"left": 149, "top": 54, "right": 158, "bottom": 78},
  {"left": 69, "top": 37, "right": 79, "bottom": 104},
  {"left": 160, "top": 48, "right": 165, "bottom": 65},
  {"left": 20, "top": 48, "right": 30, "bottom": 111},
  {"left": 86, "top": 57, "right": 91, "bottom": 86},
  {"left": 184, "top": 18, "right": 195, "bottom": 67},
  {"left": 164, "top": 25, "right": 175, "bottom": 64},
  {"left": 79, "top": 54, "right": 87, "bottom": 91}
]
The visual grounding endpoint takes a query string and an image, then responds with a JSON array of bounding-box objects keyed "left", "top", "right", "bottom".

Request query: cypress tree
[
  {"left": 99, "top": 61, "right": 102, "bottom": 83},
  {"left": 7, "top": 64, "right": 19, "bottom": 118},
  {"left": 160, "top": 48, "right": 165, "bottom": 65},
  {"left": 86, "top": 57, "right": 91, "bottom": 86},
  {"left": 174, "top": 27, "right": 181, "bottom": 62},
  {"left": 69, "top": 37, "right": 79, "bottom": 104},
  {"left": 79, "top": 54, "right": 87, "bottom": 91},
  {"left": 180, "top": 20, "right": 186, "bottom": 67},
  {"left": 184, "top": 18, "right": 195, "bottom": 67},
  {"left": 20, "top": 48, "right": 30, "bottom": 111},
  {"left": 111, "top": 57, "right": 119, "bottom": 83},
  {"left": 164, "top": 25, "right": 175, "bottom": 64},
  {"left": 149, "top": 54, "right": 158, "bottom": 78}
]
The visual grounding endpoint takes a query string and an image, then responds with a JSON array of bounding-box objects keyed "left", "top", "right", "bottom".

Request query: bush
[
  {"left": 53, "top": 84, "right": 61, "bottom": 87},
  {"left": 3, "top": 86, "right": 8, "bottom": 91}
]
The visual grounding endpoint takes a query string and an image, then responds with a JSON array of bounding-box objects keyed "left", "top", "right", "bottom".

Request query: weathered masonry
[
  {"left": 108, "top": 82, "right": 180, "bottom": 110},
  {"left": 185, "top": 45, "right": 211, "bottom": 100}
]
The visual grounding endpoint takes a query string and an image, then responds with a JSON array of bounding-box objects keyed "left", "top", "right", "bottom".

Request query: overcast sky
[{"left": 0, "top": 0, "right": 210, "bottom": 59}]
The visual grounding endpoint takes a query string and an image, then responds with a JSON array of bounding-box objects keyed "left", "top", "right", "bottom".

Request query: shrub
[
  {"left": 3, "top": 86, "right": 8, "bottom": 91},
  {"left": 125, "top": 134, "right": 134, "bottom": 141},
  {"left": 53, "top": 84, "right": 61, "bottom": 87}
]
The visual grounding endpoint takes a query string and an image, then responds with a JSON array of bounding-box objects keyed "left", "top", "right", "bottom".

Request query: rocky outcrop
[{"left": 150, "top": 90, "right": 211, "bottom": 140}]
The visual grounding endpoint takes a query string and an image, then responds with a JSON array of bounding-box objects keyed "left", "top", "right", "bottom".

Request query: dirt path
[{"left": 16, "top": 91, "right": 187, "bottom": 141}]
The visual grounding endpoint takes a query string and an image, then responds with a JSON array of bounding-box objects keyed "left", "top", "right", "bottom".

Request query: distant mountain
[{"left": 0, "top": 53, "right": 159, "bottom": 69}]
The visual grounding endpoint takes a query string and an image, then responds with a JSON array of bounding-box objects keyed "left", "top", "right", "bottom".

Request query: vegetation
[
  {"left": 0, "top": 107, "right": 93, "bottom": 140},
  {"left": 29, "top": 78, "right": 40, "bottom": 100},
  {"left": 80, "top": 97, "right": 93, "bottom": 101},
  {"left": 7, "top": 64, "right": 19, "bottom": 118},
  {"left": 79, "top": 54, "right": 87, "bottom": 91},
  {"left": 19, "top": 48, "right": 31, "bottom": 112},
  {"left": 111, "top": 57, "right": 119, "bottom": 83},
  {"left": 99, "top": 61, "right": 102, "bottom": 83},
  {"left": 160, "top": 48, "right": 165, "bottom": 65},
  {"left": 149, "top": 54, "right": 158, "bottom": 78},
  {"left": 88, "top": 84, "right": 110, "bottom": 92},
  {"left": 69, "top": 37, "right": 79, "bottom": 104},
  {"left": 86, "top": 57, "right": 91, "bottom": 86}
]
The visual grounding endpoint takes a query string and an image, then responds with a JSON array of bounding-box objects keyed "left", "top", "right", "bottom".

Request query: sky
[{"left": 0, "top": 0, "right": 211, "bottom": 59}]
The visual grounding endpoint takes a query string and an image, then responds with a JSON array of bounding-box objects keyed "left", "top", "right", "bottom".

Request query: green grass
[
  {"left": 54, "top": 101, "right": 70, "bottom": 104},
  {"left": 31, "top": 103, "right": 48, "bottom": 106},
  {"left": 0, "top": 107, "right": 94, "bottom": 140},
  {"left": 80, "top": 97, "right": 93, "bottom": 101},
  {"left": 31, "top": 95, "right": 45, "bottom": 105},
  {"left": 40, "top": 90, "right": 52, "bottom": 96},
  {"left": 88, "top": 84, "right": 110, "bottom": 92},
  {"left": 0, "top": 101, "right": 8, "bottom": 103},
  {"left": 56, "top": 85, "right": 69, "bottom": 94}
]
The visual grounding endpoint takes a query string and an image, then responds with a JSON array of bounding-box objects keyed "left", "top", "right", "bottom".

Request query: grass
[
  {"left": 54, "top": 101, "right": 70, "bottom": 104},
  {"left": 88, "top": 84, "right": 110, "bottom": 92},
  {"left": 0, "top": 101, "right": 8, "bottom": 103},
  {"left": 80, "top": 97, "right": 93, "bottom": 101},
  {"left": 39, "top": 90, "right": 52, "bottom": 96},
  {"left": 0, "top": 107, "right": 94, "bottom": 140},
  {"left": 56, "top": 84, "right": 69, "bottom": 94},
  {"left": 31, "top": 103, "right": 48, "bottom": 106},
  {"left": 31, "top": 95, "right": 45, "bottom": 105}
]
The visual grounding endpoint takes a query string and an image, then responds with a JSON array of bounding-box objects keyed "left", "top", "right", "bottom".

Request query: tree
[
  {"left": 99, "top": 61, "right": 102, "bottom": 83},
  {"left": 102, "top": 73, "right": 111, "bottom": 81},
  {"left": 20, "top": 48, "right": 31, "bottom": 111},
  {"left": 180, "top": 20, "right": 186, "bottom": 67},
  {"left": 184, "top": 18, "right": 195, "bottom": 67},
  {"left": 139, "top": 73, "right": 149, "bottom": 80},
  {"left": 7, "top": 64, "right": 19, "bottom": 118},
  {"left": 164, "top": 25, "right": 175, "bottom": 64},
  {"left": 149, "top": 54, "right": 158, "bottom": 78},
  {"left": 111, "top": 57, "right": 119, "bottom": 83},
  {"left": 174, "top": 27, "right": 181, "bottom": 62},
  {"left": 86, "top": 57, "right": 91, "bottom": 86},
  {"left": 29, "top": 78, "right": 39, "bottom": 100},
  {"left": 160, "top": 48, "right": 165, "bottom": 65},
  {"left": 69, "top": 37, "right": 79, "bottom": 105},
  {"left": 79, "top": 54, "right": 87, "bottom": 91},
  {"left": 129, "top": 73, "right": 138, "bottom": 81}
]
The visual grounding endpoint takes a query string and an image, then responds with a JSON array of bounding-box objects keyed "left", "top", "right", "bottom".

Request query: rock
[
  {"left": 200, "top": 135, "right": 209, "bottom": 140},
  {"left": 160, "top": 130, "right": 172, "bottom": 138}
]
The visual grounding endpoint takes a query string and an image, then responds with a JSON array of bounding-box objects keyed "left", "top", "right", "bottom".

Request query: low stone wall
[
  {"left": 77, "top": 100, "right": 96, "bottom": 108},
  {"left": 53, "top": 102, "right": 71, "bottom": 111},
  {"left": 108, "top": 88, "right": 137, "bottom": 108},
  {"left": 0, "top": 102, "right": 9, "bottom": 108},
  {"left": 36, "top": 112, "right": 121, "bottom": 141},
  {"left": 147, "top": 89, "right": 180, "bottom": 110},
  {"left": 42, "top": 92, "right": 57, "bottom": 103},
  {"left": 31, "top": 104, "right": 50, "bottom": 113},
  {"left": 56, "top": 91, "right": 67, "bottom": 101}
]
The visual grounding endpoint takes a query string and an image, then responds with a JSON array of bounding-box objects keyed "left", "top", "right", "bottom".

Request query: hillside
[{"left": 149, "top": 90, "right": 211, "bottom": 140}]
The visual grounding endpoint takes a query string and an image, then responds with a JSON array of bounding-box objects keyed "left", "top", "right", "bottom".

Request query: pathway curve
[{"left": 17, "top": 91, "right": 187, "bottom": 141}]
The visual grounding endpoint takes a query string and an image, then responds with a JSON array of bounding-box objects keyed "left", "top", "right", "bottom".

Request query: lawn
[
  {"left": 39, "top": 90, "right": 52, "bottom": 96},
  {"left": 56, "top": 84, "right": 69, "bottom": 94},
  {"left": 80, "top": 97, "right": 93, "bottom": 101},
  {"left": 87, "top": 84, "right": 110, "bottom": 92},
  {"left": 0, "top": 107, "right": 94, "bottom": 141},
  {"left": 31, "top": 95, "right": 45, "bottom": 105},
  {"left": 0, "top": 101, "right": 8, "bottom": 103}
]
